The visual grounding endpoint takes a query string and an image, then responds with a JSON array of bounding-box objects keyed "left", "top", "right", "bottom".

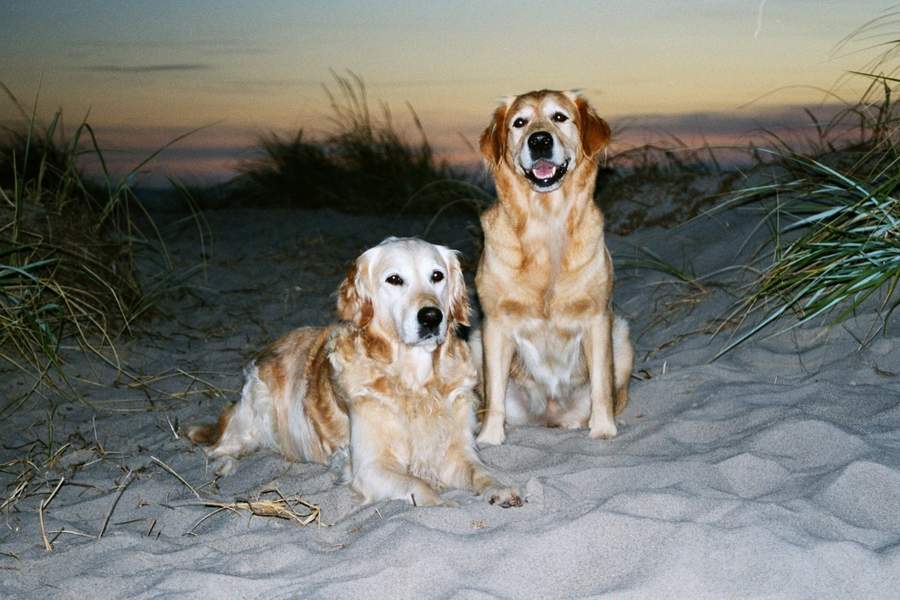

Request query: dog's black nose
[
  {"left": 527, "top": 131, "right": 553, "bottom": 158},
  {"left": 417, "top": 306, "right": 443, "bottom": 329}
]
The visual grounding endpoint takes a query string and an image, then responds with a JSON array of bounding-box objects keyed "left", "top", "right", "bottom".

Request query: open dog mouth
[{"left": 523, "top": 159, "right": 569, "bottom": 188}]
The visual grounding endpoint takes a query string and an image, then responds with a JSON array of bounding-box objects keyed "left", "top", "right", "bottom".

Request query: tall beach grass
[
  {"left": 231, "top": 71, "right": 493, "bottom": 216},
  {"left": 0, "top": 84, "right": 199, "bottom": 410},
  {"left": 718, "top": 15, "right": 899, "bottom": 355}
]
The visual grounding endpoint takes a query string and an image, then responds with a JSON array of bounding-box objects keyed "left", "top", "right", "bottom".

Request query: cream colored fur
[
  {"left": 474, "top": 90, "right": 634, "bottom": 446},
  {"left": 188, "top": 238, "right": 521, "bottom": 508}
]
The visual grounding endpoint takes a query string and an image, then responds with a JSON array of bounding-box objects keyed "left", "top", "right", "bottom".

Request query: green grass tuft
[
  {"left": 0, "top": 84, "right": 196, "bottom": 410},
  {"left": 718, "top": 16, "right": 900, "bottom": 356}
]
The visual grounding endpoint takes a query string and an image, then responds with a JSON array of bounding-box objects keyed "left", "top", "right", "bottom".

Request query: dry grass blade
[
  {"left": 174, "top": 368, "right": 227, "bottom": 399},
  {"left": 165, "top": 414, "right": 179, "bottom": 440},
  {"left": 47, "top": 528, "right": 96, "bottom": 544},
  {"left": 97, "top": 469, "right": 134, "bottom": 540},
  {"left": 1, "top": 479, "right": 29, "bottom": 512},
  {"left": 125, "top": 368, "right": 233, "bottom": 402},
  {"left": 39, "top": 477, "right": 65, "bottom": 552},
  {"left": 151, "top": 456, "right": 200, "bottom": 500}
]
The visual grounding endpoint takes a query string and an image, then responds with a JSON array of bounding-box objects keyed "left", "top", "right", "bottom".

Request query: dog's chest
[
  {"left": 520, "top": 211, "right": 568, "bottom": 285},
  {"left": 391, "top": 384, "right": 461, "bottom": 476},
  {"left": 512, "top": 318, "right": 587, "bottom": 397},
  {"left": 385, "top": 360, "right": 466, "bottom": 441},
  {"left": 489, "top": 217, "right": 604, "bottom": 310}
]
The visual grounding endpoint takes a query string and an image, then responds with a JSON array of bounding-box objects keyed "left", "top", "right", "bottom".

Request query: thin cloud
[
  {"left": 74, "top": 39, "right": 269, "bottom": 54},
  {"left": 79, "top": 63, "right": 213, "bottom": 73},
  {"left": 216, "top": 78, "right": 323, "bottom": 89}
]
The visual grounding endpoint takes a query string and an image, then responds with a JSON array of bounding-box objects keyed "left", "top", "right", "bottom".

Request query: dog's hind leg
[
  {"left": 612, "top": 315, "right": 634, "bottom": 416},
  {"left": 186, "top": 403, "right": 234, "bottom": 447},
  {"left": 186, "top": 365, "right": 272, "bottom": 475}
]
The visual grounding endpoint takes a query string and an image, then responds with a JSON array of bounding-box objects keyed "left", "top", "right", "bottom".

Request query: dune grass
[
  {"left": 0, "top": 85, "right": 195, "bottom": 409},
  {"left": 231, "top": 71, "right": 492, "bottom": 215},
  {"left": 717, "top": 19, "right": 899, "bottom": 356}
]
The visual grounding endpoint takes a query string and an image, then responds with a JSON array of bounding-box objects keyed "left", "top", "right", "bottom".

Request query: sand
[{"left": 1, "top": 198, "right": 899, "bottom": 599}]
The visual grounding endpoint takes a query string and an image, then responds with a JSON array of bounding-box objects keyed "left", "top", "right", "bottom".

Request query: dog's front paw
[
  {"left": 588, "top": 416, "right": 618, "bottom": 440},
  {"left": 476, "top": 420, "right": 506, "bottom": 446},
  {"left": 486, "top": 487, "right": 524, "bottom": 508}
]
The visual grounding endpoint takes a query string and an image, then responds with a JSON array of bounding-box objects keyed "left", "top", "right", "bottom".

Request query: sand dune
[{"left": 1, "top": 203, "right": 898, "bottom": 599}]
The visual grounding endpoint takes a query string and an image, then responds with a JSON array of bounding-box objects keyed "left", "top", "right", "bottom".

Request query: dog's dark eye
[
  {"left": 431, "top": 270, "right": 444, "bottom": 283},
  {"left": 512, "top": 117, "right": 527, "bottom": 128},
  {"left": 552, "top": 112, "right": 568, "bottom": 123},
  {"left": 385, "top": 274, "right": 404, "bottom": 286}
]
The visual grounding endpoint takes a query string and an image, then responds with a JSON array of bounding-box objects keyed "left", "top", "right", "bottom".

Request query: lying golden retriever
[
  {"left": 474, "top": 90, "right": 634, "bottom": 446},
  {"left": 188, "top": 238, "right": 521, "bottom": 508}
]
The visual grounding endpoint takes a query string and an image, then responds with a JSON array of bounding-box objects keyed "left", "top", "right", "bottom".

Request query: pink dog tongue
[{"left": 532, "top": 160, "right": 556, "bottom": 179}]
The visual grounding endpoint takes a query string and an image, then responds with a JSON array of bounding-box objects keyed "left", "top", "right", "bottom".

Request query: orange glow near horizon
[{"left": 2, "top": 1, "right": 895, "bottom": 184}]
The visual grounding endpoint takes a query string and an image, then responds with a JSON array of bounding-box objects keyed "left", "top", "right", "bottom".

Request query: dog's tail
[
  {"left": 186, "top": 403, "right": 235, "bottom": 446},
  {"left": 612, "top": 315, "right": 634, "bottom": 416}
]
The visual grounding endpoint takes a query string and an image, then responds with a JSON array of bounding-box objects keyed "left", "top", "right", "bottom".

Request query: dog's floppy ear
[
  {"left": 446, "top": 250, "right": 471, "bottom": 327},
  {"left": 479, "top": 104, "right": 509, "bottom": 167},
  {"left": 337, "top": 259, "right": 373, "bottom": 328},
  {"left": 575, "top": 96, "right": 611, "bottom": 158}
]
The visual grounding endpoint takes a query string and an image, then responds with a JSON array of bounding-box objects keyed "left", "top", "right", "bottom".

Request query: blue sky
[{"left": 1, "top": 1, "right": 896, "bottom": 182}]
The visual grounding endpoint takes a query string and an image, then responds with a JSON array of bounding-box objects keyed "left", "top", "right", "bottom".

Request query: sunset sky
[{"left": 1, "top": 1, "right": 895, "bottom": 184}]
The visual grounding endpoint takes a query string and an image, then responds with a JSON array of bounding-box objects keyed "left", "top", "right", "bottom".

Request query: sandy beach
[{"left": 1, "top": 197, "right": 899, "bottom": 599}]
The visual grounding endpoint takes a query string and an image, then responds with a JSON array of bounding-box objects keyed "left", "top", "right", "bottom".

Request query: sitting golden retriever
[
  {"left": 188, "top": 238, "right": 521, "bottom": 508},
  {"left": 474, "top": 90, "right": 634, "bottom": 446}
]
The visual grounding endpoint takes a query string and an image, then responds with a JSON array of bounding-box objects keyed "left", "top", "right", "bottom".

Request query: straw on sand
[
  {"left": 148, "top": 455, "right": 320, "bottom": 533},
  {"left": 183, "top": 488, "right": 321, "bottom": 535}
]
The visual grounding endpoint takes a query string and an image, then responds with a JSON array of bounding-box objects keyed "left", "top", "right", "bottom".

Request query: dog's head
[
  {"left": 337, "top": 237, "right": 470, "bottom": 350},
  {"left": 480, "top": 90, "right": 610, "bottom": 192}
]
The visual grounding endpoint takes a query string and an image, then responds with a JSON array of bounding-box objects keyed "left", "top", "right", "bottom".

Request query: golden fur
[
  {"left": 474, "top": 90, "right": 634, "bottom": 446},
  {"left": 188, "top": 238, "right": 520, "bottom": 507}
]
